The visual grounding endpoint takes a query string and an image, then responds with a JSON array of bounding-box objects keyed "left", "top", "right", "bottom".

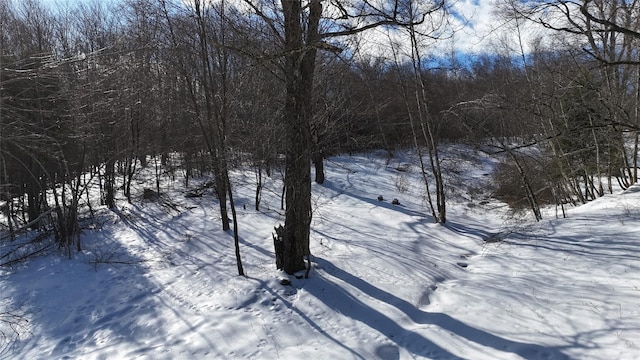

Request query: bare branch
[
  {"left": 321, "top": 0, "right": 445, "bottom": 39},
  {"left": 579, "top": 0, "right": 640, "bottom": 39}
]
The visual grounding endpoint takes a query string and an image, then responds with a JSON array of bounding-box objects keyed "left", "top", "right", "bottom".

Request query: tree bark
[
  {"left": 104, "top": 159, "right": 116, "bottom": 209},
  {"left": 312, "top": 149, "right": 325, "bottom": 184},
  {"left": 277, "top": 0, "right": 321, "bottom": 274}
]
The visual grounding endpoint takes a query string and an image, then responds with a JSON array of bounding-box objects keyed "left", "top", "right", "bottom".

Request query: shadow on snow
[
  {"left": 2, "top": 227, "right": 170, "bottom": 358},
  {"left": 305, "top": 257, "right": 573, "bottom": 360}
]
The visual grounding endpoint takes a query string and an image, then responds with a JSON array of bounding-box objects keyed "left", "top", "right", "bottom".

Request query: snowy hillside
[{"left": 1, "top": 148, "right": 638, "bottom": 359}]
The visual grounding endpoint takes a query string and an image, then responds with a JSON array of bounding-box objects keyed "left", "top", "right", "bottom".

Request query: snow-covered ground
[{"left": 1, "top": 148, "right": 638, "bottom": 359}]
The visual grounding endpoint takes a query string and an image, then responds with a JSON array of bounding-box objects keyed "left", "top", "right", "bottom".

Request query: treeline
[{"left": 1, "top": 0, "right": 640, "bottom": 258}]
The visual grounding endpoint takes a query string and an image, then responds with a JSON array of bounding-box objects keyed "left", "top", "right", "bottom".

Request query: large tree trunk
[{"left": 276, "top": 0, "right": 321, "bottom": 274}]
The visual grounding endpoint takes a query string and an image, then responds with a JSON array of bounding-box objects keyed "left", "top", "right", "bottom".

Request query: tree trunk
[
  {"left": 276, "top": 0, "right": 321, "bottom": 274},
  {"left": 104, "top": 159, "right": 116, "bottom": 209},
  {"left": 214, "top": 168, "right": 231, "bottom": 231},
  {"left": 313, "top": 149, "right": 325, "bottom": 184},
  {"left": 389, "top": 31, "right": 438, "bottom": 222},
  {"left": 255, "top": 166, "right": 262, "bottom": 211},
  {"left": 226, "top": 171, "right": 244, "bottom": 276}
]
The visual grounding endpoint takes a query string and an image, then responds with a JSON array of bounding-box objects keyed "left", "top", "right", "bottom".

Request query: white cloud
[
  {"left": 449, "top": 0, "right": 500, "bottom": 53},
  {"left": 350, "top": 0, "right": 552, "bottom": 63},
  {"left": 447, "top": 0, "right": 551, "bottom": 55}
]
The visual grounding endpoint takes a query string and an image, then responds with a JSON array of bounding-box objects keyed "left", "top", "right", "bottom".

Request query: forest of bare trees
[{"left": 1, "top": 0, "right": 640, "bottom": 274}]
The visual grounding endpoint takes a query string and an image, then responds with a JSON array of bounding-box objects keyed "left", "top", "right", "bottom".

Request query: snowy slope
[{"left": 1, "top": 148, "right": 638, "bottom": 359}]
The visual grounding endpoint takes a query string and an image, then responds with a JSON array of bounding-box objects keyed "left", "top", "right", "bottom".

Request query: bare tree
[
  {"left": 0, "top": 0, "right": 92, "bottom": 253},
  {"left": 402, "top": 1, "right": 448, "bottom": 223},
  {"left": 160, "top": 0, "right": 245, "bottom": 275},
  {"left": 508, "top": 0, "right": 640, "bottom": 191},
  {"left": 240, "top": 0, "right": 447, "bottom": 274}
]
